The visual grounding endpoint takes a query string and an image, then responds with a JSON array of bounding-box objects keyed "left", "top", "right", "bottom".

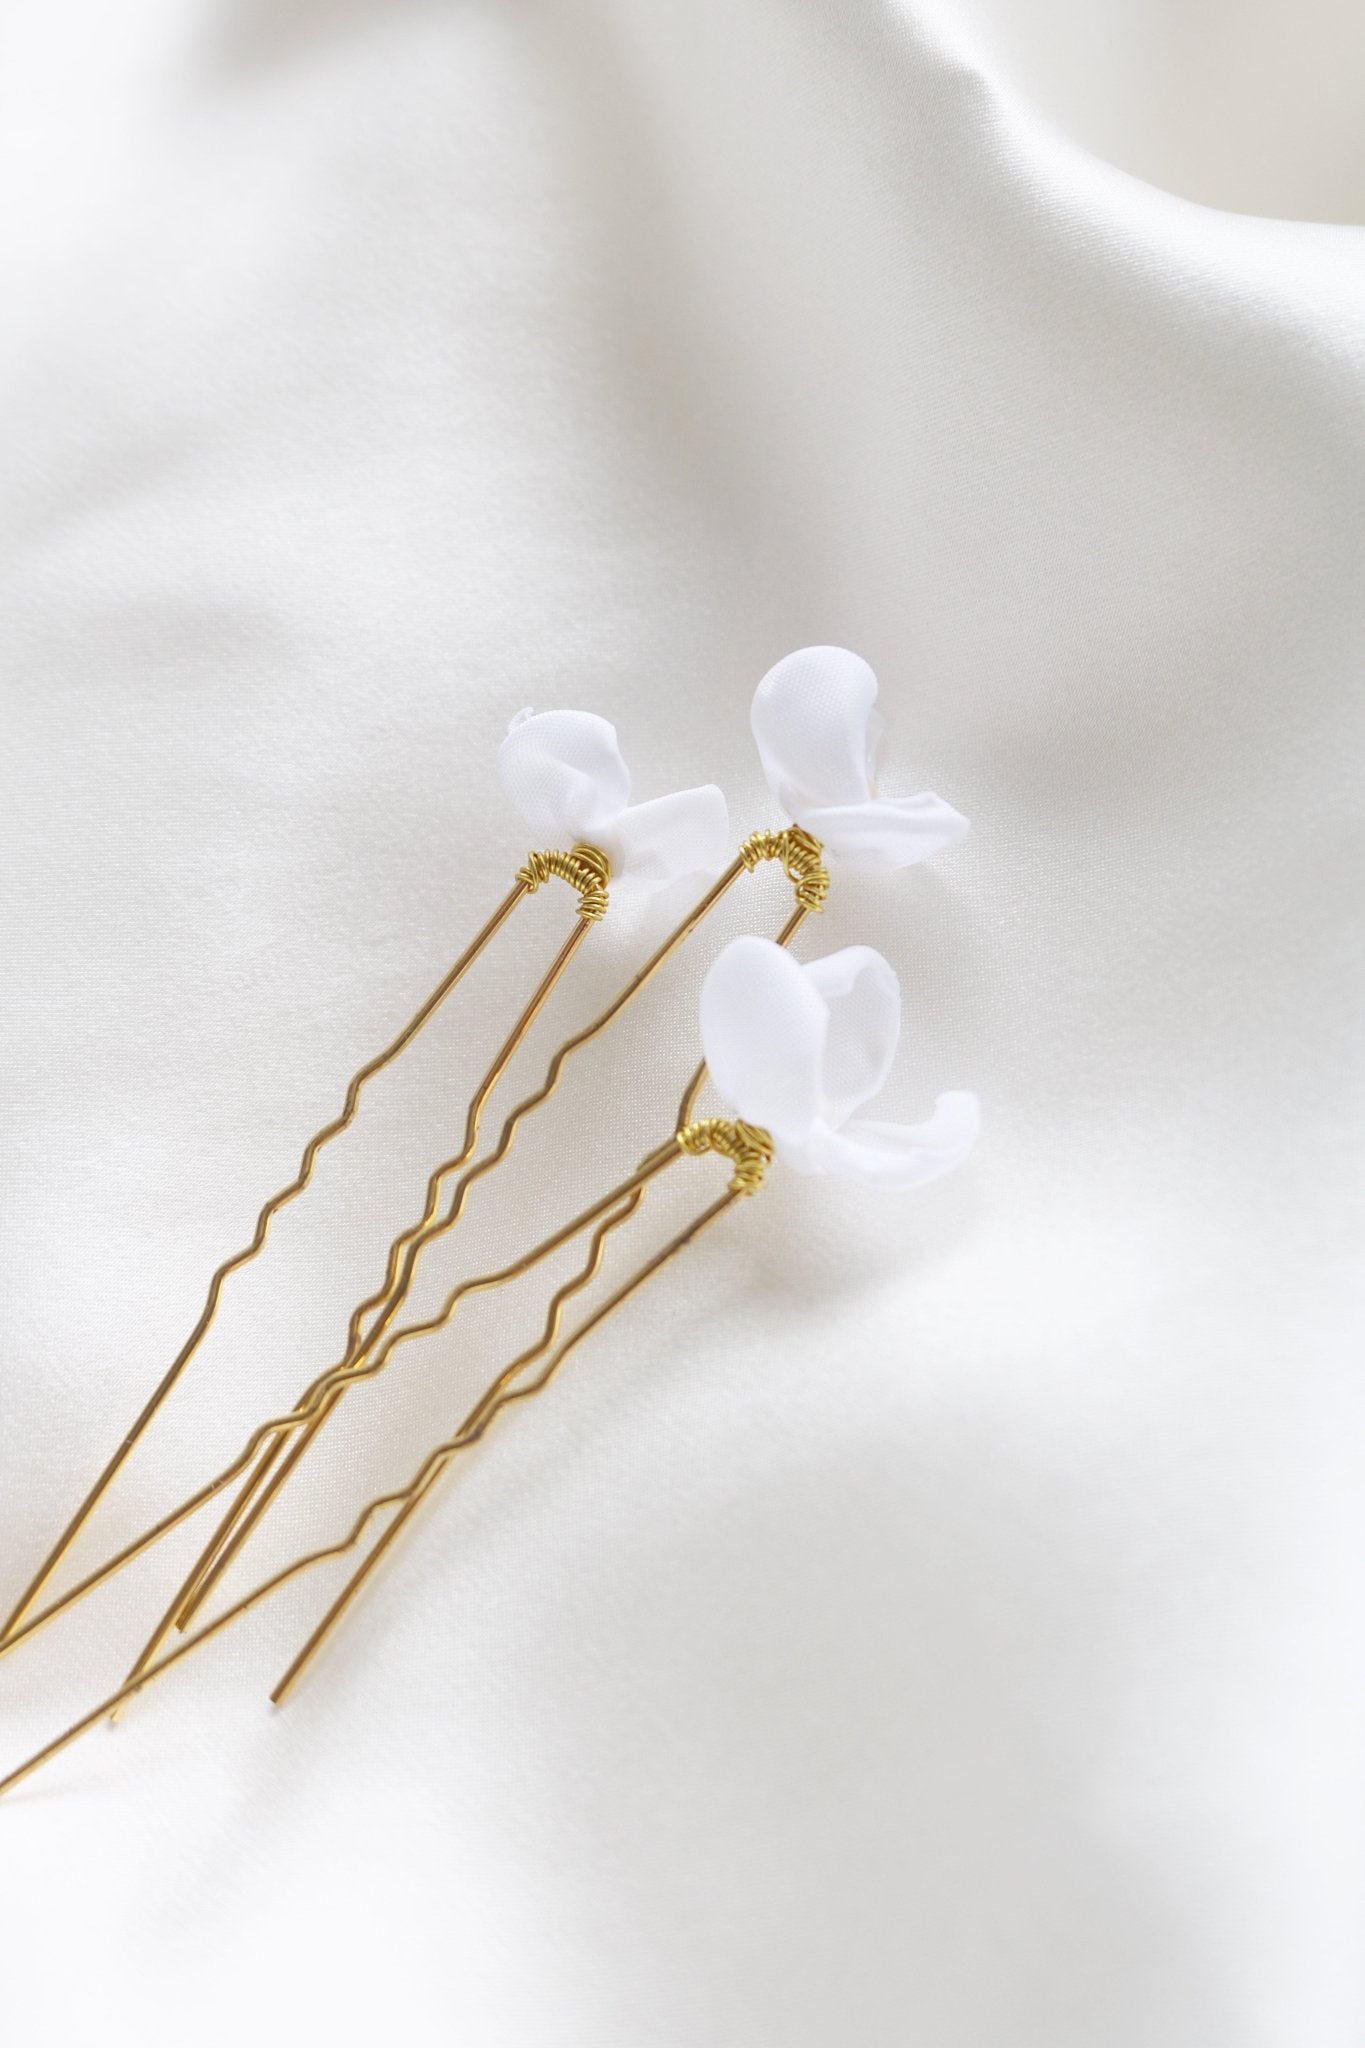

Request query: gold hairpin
[
  {"left": 151, "top": 836, "right": 822, "bottom": 1644},
  {"left": 0, "top": 841, "right": 607, "bottom": 1649},
  {"left": 109, "top": 832, "right": 819, "bottom": 1704},
  {"left": 0, "top": 701, "right": 792, "bottom": 1650},
  {"left": 0, "top": 829, "right": 822, "bottom": 1676},
  {"left": 0, "top": 648, "right": 978, "bottom": 1801}
]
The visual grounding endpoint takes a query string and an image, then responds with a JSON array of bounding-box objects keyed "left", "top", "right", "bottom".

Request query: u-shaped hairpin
[{"left": 0, "top": 646, "right": 977, "bottom": 1800}]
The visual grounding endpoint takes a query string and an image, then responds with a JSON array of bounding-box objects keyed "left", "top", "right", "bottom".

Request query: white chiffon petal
[
  {"left": 603, "top": 784, "right": 731, "bottom": 896},
  {"left": 801, "top": 792, "right": 970, "bottom": 873},
  {"left": 777, "top": 1091, "right": 980, "bottom": 1187},
  {"left": 496, "top": 708, "right": 632, "bottom": 845},
  {"left": 799, "top": 946, "right": 901, "bottom": 1126},
  {"left": 864, "top": 704, "right": 887, "bottom": 786},
  {"left": 750, "top": 646, "right": 879, "bottom": 815},
  {"left": 699, "top": 936, "right": 827, "bottom": 1146}
]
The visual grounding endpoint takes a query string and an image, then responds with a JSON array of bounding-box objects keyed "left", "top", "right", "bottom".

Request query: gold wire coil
[
  {"left": 516, "top": 843, "right": 612, "bottom": 921},
  {"left": 738, "top": 824, "right": 829, "bottom": 913},
  {"left": 677, "top": 1116, "right": 774, "bottom": 1195}
]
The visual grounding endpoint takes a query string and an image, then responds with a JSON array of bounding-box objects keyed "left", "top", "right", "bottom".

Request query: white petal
[
  {"left": 750, "top": 646, "right": 879, "bottom": 816},
  {"left": 603, "top": 784, "right": 731, "bottom": 896},
  {"left": 778, "top": 1091, "right": 980, "bottom": 1188},
  {"left": 801, "top": 792, "right": 970, "bottom": 873},
  {"left": 800, "top": 946, "right": 901, "bottom": 1126},
  {"left": 496, "top": 709, "right": 631, "bottom": 845},
  {"left": 699, "top": 936, "right": 826, "bottom": 1145}
]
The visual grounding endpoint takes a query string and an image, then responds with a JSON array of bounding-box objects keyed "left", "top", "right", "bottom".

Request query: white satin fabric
[{"left": 1, "top": 5, "right": 1363, "bottom": 2047}]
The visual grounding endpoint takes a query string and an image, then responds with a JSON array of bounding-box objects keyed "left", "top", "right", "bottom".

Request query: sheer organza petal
[
  {"left": 496, "top": 708, "right": 632, "bottom": 845},
  {"left": 699, "top": 936, "right": 827, "bottom": 1146},
  {"left": 750, "top": 646, "right": 879, "bottom": 815},
  {"left": 800, "top": 793, "right": 970, "bottom": 873},
  {"left": 800, "top": 946, "right": 901, "bottom": 1126},
  {"left": 777, "top": 1092, "right": 980, "bottom": 1187},
  {"left": 604, "top": 784, "right": 730, "bottom": 896}
]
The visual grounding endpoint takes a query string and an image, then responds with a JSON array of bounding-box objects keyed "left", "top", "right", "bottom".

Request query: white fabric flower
[
  {"left": 751, "top": 646, "right": 969, "bottom": 872},
  {"left": 700, "top": 935, "right": 979, "bottom": 1189},
  {"left": 498, "top": 708, "right": 729, "bottom": 898}
]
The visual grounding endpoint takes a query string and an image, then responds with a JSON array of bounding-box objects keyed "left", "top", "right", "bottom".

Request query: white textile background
[{"left": 1, "top": 3, "right": 1363, "bottom": 2043}]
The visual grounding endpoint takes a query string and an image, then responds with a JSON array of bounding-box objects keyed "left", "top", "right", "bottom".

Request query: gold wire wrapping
[
  {"left": 516, "top": 842, "right": 611, "bottom": 920},
  {"left": 676, "top": 1117, "right": 774, "bottom": 1195},
  {"left": 738, "top": 824, "right": 829, "bottom": 913}
]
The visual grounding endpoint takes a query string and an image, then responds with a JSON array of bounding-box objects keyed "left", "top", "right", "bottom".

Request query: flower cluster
[{"left": 498, "top": 646, "right": 978, "bottom": 1194}]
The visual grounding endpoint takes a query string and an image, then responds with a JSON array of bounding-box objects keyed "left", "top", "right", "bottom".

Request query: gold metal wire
[
  {"left": 0, "top": 1146, "right": 676, "bottom": 1672},
  {"left": 676, "top": 1118, "right": 774, "bottom": 1195},
  {"left": 0, "top": 1106, "right": 779, "bottom": 1672},
  {"left": 158, "top": 1122, "right": 748, "bottom": 1638},
  {"left": 114, "top": 921, "right": 638, "bottom": 1703},
  {"left": 154, "top": 832, "right": 818, "bottom": 1633},
  {"left": 516, "top": 844, "right": 611, "bottom": 921},
  {"left": 738, "top": 824, "right": 829, "bottom": 913},
  {"left": 0, "top": 1189, "right": 645, "bottom": 1802},
  {"left": 273, "top": 1179, "right": 746, "bottom": 1703},
  {"left": 0, "top": 828, "right": 820, "bottom": 1662},
  {"left": 165, "top": 880, "right": 613, "bottom": 1638},
  {"left": 345, "top": 834, "right": 814, "bottom": 1336},
  {"left": 166, "top": 1133, "right": 660, "bottom": 1640},
  {"left": 0, "top": 875, "right": 531, "bottom": 1646},
  {"left": 0, "top": 1150, "right": 752, "bottom": 1799},
  {"left": 125, "top": 847, "right": 738, "bottom": 1649}
]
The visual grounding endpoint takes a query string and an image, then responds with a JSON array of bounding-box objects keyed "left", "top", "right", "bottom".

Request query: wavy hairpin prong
[
  {"left": 0, "top": 875, "right": 531, "bottom": 1648},
  {"left": 270, "top": 923, "right": 981, "bottom": 1703},
  {"left": 1, "top": 706, "right": 727, "bottom": 1654},
  {"left": 2, "top": 846, "right": 601, "bottom": 1656},
  {"left": 107, "top": 898, "right": 602, "bottom": 1707},
  {"left": 0, "top": 1122, "right": 761, "bottom": 1796},
  {"left": 128, "top": 725, "right": 836, "bottom": 1657},
  {"left": 0, "top": 1129, "right": 683, "bottom": 1673},
  {"left": 270, "top": 1138, "right": 763, "bottom": 1705},
  {"left": 113, "top": 840, "right": 822, "bottom": 1702},
  {"left": 0, "top": 1117, "right": 768, "bottom": 1798},
  {"left": 0, "top": 914, "right": 980, "bottom": 1801},
  {"left": 0, "top": 828, "right": 809, "bottom": 1677}
]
